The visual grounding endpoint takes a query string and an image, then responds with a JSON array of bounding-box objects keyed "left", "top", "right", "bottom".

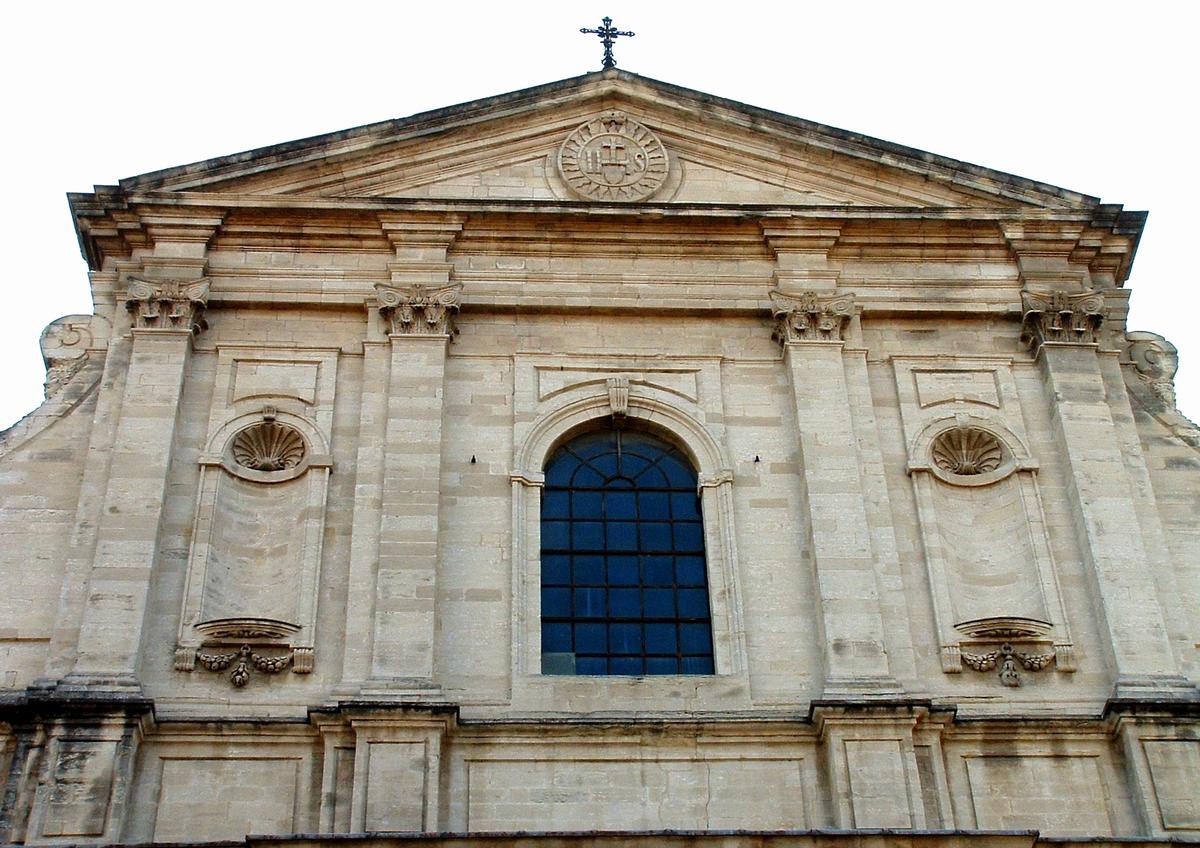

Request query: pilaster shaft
[
  {"left": 69, "top": 276, "right": 209, "bottom": 686},
  {"left": 774, "top": 290, "right": 900, "bottom": 697},
  {"left": 1024, "top": 291, "right": 1191, "bottom": 699}
]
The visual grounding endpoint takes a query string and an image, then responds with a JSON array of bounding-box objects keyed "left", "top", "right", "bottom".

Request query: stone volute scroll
[
  {"left": 39, "top": 314, "right": 95, "bottom": 399},
  {"left": 1124, "top": 331, "right": 1200, "bottom": 449},
  {"left": 124, "top": 276, "right": 211, "bottom": 334},
  {"left": 375, "top": 282, "right": 462, "bottom": 336},
  {"left": 1126, "top": 331, "right": 1181, "bottom": 409},
  {"left": 769, "top": 289, "right": 855, "bottom": 343}
]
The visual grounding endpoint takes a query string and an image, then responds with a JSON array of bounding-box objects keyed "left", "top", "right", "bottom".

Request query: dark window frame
[{"left": 540, "top": 426, "right": 715, "bottom": 676}]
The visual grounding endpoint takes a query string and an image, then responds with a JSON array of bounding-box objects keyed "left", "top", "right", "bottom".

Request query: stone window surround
[{"left": 510, "top": 390, "right": 746, "bottom": 682}]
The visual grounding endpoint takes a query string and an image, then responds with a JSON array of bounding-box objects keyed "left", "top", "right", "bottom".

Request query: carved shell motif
[
  {"left": 931, "top": 427, "right": 1003, "bottom": 476},
  {"left": 232, "top": 422, "right": 306, "bottom": 471}
]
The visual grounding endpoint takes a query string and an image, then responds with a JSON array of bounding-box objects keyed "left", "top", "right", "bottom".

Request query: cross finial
[{"left": 580, "top": 16, "right": 635, "bottom": 70}]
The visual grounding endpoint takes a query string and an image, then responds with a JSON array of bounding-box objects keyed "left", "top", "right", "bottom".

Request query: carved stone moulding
[
  {"left": 194, "top": 616, "right": 300, "bottom": 641},
  {"left": 769, "top": 289, "right": 855, "bottom": 344},
  {"left": 955, "top": 616, "right": 1052, "bottom": 640}
]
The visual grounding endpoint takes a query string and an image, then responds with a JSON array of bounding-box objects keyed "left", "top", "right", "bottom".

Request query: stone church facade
[{"left": 1, "top": 70, "right": 1197, "bottom": 844}]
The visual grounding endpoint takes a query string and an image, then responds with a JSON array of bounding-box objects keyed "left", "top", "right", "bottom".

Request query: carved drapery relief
[
  {"left": 375, "top": 283, "right": 462, "bottom": 336},
  {"left": 894, "top": 360, "right": 1075, "bottom": 684},
  {"left": 769, "top": 289, "right": 855, "bottom": 344},
  {"left": 1020, "top": 289, "right": 1105, "bottom": 351},
  {"left": 125, "top": 277, "right": 210, "bottom": 333},
  {"left": 39, "top": 315, "right": 94, "bottom": 398},
  {"left": 557, "top": 111, "right": 670, "bottom": 202}
]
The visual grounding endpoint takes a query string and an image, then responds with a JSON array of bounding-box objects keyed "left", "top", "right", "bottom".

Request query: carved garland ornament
[
  {"left": 769, "top": 290, "right": 855, "bottom": 344},
  {"left": 558, "top": 111, "right": 669, "bottom": 202},
  {"left": 960, "top": 642, "right": 1056, "bottom": 687},
  {"left": 375, "top": 283, "right": 462, "bottom": 336}
]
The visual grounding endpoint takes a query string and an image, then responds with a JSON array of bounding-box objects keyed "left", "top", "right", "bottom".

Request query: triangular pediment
[{"left": 115, "top": 71, "right": 1097, "bottom": 211}]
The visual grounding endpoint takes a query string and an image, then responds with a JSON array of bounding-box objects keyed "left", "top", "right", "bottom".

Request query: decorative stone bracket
[
  {"left": 606, "top": 376, "right": 630, "bottom": 417},
  {"left": 769, "top": 289, "right": 855, "bottom": 344},
  {"left": 942, "top": 617, "right": 1074, "bottom": 687},
  {"left": 1020, "top": 289, "right": 1105, "bottom": 352},
  {"left": 174, "top": 618, "right": 314, "bottom": 687},
  {"left": 375, "top": 283, "right": 462, "bottom": 336},
  {"left": 125, "top": 277, "right": 210, "bottom": 333}
]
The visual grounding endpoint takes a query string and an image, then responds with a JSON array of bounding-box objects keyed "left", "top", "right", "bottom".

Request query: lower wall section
[
  {"left": 464, "top": 756, "right": 808, "bottom": 831},
  {"left": 3, "top": 704, "right": 1199, "bottom": 844},
  {"left": 154, "top": 757, "right": 301, "bottom": 842}
]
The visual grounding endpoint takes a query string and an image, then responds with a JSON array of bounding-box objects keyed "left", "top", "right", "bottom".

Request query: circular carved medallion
[{"left": 558, "top": 111, "right": 669, "bottom": 202}]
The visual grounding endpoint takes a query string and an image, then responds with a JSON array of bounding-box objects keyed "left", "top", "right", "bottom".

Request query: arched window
[{"left": 540, "top": 427, "right": 714, "bottom": 675}]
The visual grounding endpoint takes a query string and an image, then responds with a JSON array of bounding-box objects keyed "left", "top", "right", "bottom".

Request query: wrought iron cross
[{"left": 580, "top": 16, "right": 634, "bottom": 70}]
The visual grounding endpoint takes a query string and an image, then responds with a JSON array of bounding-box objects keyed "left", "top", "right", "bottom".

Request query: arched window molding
[{"left": 511, "top": 389, "right": 745, "bottom": 680}]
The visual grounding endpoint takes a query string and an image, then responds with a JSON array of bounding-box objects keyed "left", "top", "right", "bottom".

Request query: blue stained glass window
[{"left": 540, "top": 427, "right": 715, "bottom": 676}]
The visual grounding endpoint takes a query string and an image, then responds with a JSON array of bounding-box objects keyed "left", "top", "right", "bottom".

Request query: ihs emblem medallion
[{"left": 557, "top": 111, "right": 669, "bottom": 202}]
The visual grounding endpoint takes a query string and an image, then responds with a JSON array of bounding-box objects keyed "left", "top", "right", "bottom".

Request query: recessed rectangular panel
[
  {"left": 466, "top": 758, "right": 804, "bottom": 831},
  {"left": 1144, "top": 740, "right": 1200, "bottom": 829},
  {"left": 154, "top": 758, "right": 298, "bottom": 842},
  {"left": 965, "top": 755, "right": 1111, "bottom": 836},
  {"left": 364, "top": 742, "right": 426, "bottom": 832}
]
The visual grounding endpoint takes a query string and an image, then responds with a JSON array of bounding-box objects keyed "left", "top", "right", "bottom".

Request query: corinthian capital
[
  {"left": 1020, "top": 289, "right": 1105, "bottom": 352},
  {"left": 125, "top": 277, "right": 210, "bottom": 334},
  {"left": 769, "top": 289, "right": 855, "bottom": 344},
  {"left": 375, "top": 283, "right": 462, "bottom": 336}
]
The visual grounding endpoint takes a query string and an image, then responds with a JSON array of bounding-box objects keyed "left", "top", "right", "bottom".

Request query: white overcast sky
[{"left": 2, "top": 2, "right": 1198, "bottom": 429}]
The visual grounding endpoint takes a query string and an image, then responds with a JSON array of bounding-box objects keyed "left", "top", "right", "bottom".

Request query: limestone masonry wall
[{"left": 1, "top": 71, "right": 1197, "bottom": 845}]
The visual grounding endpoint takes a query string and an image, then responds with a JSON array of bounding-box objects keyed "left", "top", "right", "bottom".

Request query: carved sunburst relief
[
  {"left": 231, "top": 421, "right": 306, "bottom": 472},
  {"left": 930, "top": 427, "right": 1003, "bottom": 476}
]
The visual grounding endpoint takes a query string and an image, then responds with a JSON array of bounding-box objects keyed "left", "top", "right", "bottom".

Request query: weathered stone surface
[{"left": 0, "top": 69, "right": 1196, "bottom": 846}]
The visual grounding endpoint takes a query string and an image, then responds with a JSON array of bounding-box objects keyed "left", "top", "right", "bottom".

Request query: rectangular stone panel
[
  {"left": 154, "top": 758, "right": 298, "bottom": 842},
  {"left": 466, "top": 758, "right": 805, "bottom": 831},
  {"left": 844, "top": 740, "right": 913, "bottom": 829},
  {"left": 40, "top": 740, "right": 118, "bottom": 837},
  {"left": 965, "top": 755, "right": 1111, "bottom": 836},
  {"left": 364, "top": 742, "right": 427, "bottom": 832},
  {"left": 232, "top": 359, "right": 320, "bottom": 405},
  {"left": 914, "top": 368, "right": 1001, "bottom": 408},
  {"left": 1144, "top": 740, "right": 1200, "bottom": 829}
]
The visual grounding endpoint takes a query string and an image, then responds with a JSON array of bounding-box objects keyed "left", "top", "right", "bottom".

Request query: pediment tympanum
[{"left": 113, "top": 71, "right": 1094, "bottom": 211}]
